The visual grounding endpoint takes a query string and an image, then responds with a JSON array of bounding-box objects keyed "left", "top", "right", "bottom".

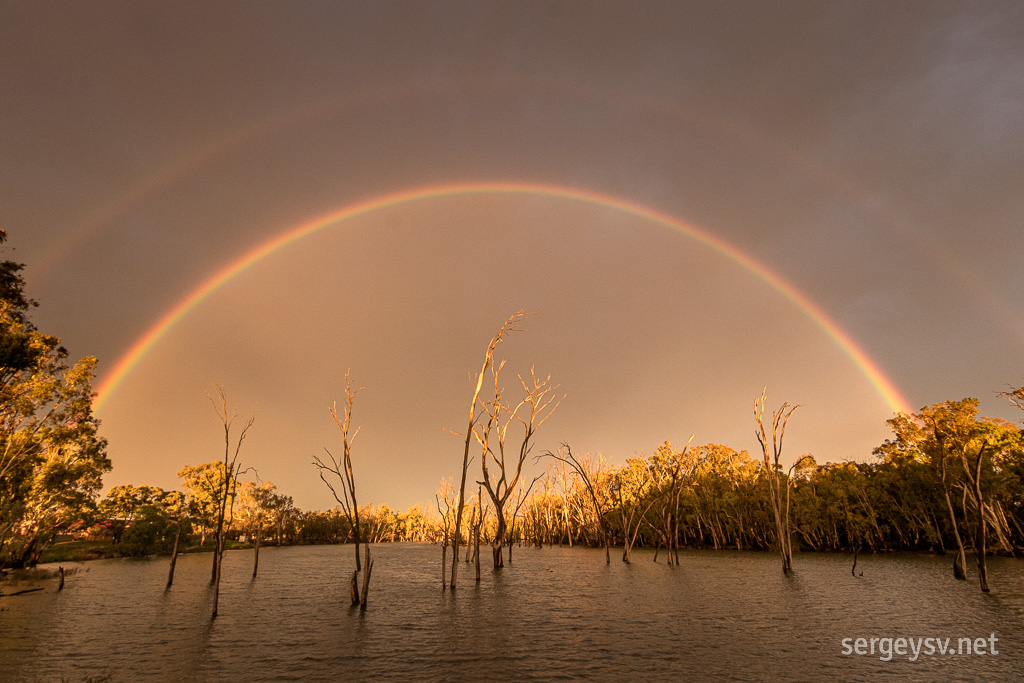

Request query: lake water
[{"left": 2, "top": 544, "right": 1023, "bottom": 681}]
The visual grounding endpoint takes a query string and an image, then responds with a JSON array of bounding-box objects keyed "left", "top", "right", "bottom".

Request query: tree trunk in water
[
  {"left": 441, "top": 544, "right": 447, "bottom": 587},
  {"left": 359, "top": 544, "right": 373, "bottom": 610},
  {"left": 492, "top": 510, "right": 506, "bottom": 569},
  {"left": 252, "top": 528, "right": 262, "bottom": 580},
  {"left": 475, "top": 519, "right": 482, "bottom": 582},
  {"left": 851, "top": 545, "right": 859, "bottom": 577},
  {"left": 212, "top": 536, "right": 225, "bottom": 618},
  {"left": 450, "top": 527, "right": 461, "bottom": 589},
  {"left": 782, "top": 500, "right": 794, "bottom": 574},
  {"left": 350, "top": 570, "right": 359, "bottom": 605},
  {"left": 467, "top": 508, "right": 476, "bottom": 565},
  {"left": 167, "top": 522, "right": 181, "bottom": 588},
  {"left": 772, "top": 480, "right": 791, "bottom": 575},
  {"left": 212, "top": 511, "right": 225, "bottom": 583},
  {"left": 57, "top": 566, "right": 64, "bottom": 591}
]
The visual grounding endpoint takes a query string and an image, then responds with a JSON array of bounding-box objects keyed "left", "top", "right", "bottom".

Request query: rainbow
[
  {"left": 92, "top": 181, "right": 913, "bottom": 415},
  {"left": 28, "top": 74, "right": 1023, "bottom": 351}
]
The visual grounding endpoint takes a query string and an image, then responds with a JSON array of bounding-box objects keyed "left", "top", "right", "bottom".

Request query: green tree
[
  {"left": 118, "top": 489, "right": 182, "bottom": 558},
  {"left": 0, "top": 231, "right": 109, "bottom": 569},
  {"left": 100, "top": 484, "right": 163, "bottom": 545}
]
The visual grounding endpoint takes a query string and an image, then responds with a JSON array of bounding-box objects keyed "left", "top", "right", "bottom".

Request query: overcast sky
[{"left": 3, "top": 2, "right": 1023, "bottom": 510}]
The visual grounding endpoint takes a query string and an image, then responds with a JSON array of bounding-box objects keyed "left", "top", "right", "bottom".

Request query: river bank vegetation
[{"left": 2, "top": 230, "right": 1023, "bottom": 600}]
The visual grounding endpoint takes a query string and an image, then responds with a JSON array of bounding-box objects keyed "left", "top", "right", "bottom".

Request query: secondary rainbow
[{"left": 92, "top": 181, "right": 913, "bottom": 415}]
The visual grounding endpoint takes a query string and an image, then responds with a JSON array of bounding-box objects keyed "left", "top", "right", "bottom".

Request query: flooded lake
[{"left": 2, "top": 544, "right": 1023, "bottom": 681}]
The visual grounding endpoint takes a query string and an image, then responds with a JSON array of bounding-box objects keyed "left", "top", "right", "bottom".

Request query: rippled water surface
[{"left": 3, "top": 544, "right": 1024, "bottom": 681}]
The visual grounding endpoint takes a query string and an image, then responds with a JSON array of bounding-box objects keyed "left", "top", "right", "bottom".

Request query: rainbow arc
[{"left": 92, "top": 181, "right": 912, "bottom": 416}]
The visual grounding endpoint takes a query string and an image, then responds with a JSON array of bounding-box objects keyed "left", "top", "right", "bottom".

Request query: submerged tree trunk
[
  {"left": 212, "top": 534, "right": 225, "bottom": 617},
  {"left": 252, "top": 527, "right": 262, "bottom": 580},
  {"left": 492, "top": 509, "right": 506, "bottom": 570},
  {"left": 475, "top": 513, "right": 482, "bottom": 582},
  {"left": 359, "top": 544, "right": 373, "bottom": 610},
  {"left": 467, "top": 507, "right": 476, "bottom": 566},
  {"left": 441, "top": 544, "right": 447, "bottom": 587},
  {"left": 166, "top": 522, "right": 182, "bottom": 588},
  {"left": 211, "top": 521, "right": 222, "bottom": 583}
]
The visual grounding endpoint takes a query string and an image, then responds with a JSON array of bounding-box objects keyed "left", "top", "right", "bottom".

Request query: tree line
[{"left": 2, "top": 231, "right": 1023, "bottom": 602}]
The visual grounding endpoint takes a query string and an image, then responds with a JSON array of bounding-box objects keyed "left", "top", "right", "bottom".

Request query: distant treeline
[
  {"left": 3, "top": 224, "right": 1023, "bottom": 575},
  {"left": 446, "top": 395, "right": 1024, "bottom": 562},
  {"left": 6, "top": 398, "right": 1024, "bottom": 570},
  {"left": 26, "top": 393, "right": 1020, "bottom": 569},
  {"left": 514, "top": 399, "right": 1024, "bottom": 558}
]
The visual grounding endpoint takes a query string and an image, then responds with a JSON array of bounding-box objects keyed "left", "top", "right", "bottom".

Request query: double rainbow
[{"left": 92, "top": 181, "right": 912, "bottom": 416}]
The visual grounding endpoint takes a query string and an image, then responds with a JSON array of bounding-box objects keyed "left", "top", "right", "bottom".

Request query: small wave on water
[{"left": 2, "top": 544, "right": 1023, "bottom": 681}]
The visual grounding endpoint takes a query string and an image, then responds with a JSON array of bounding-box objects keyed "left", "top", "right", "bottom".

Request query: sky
[{"left": 3, "top": 2, "right": 1023, "bottom": 512}]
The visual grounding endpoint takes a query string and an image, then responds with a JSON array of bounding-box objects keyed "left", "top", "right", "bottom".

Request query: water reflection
[{"left": 1, "top": 544, "right": 1022, "bottom": 681}]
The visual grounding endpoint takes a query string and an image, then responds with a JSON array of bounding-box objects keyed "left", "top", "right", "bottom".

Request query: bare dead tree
[
  {"left": 1000, "top": 384, "right": 1024, "bottom": 413},
  {"left": 476, "top": 363, "right": 562, "bottom": 569},
  {"left": 555, "top": 457, "right": 575, "bottom": 547},
  {"left": 209, "top": 386, "right": 255, "bottom": 619},
  {"left": 312, "top": 372, "right": 373, "bottom": 608},
  {"left": 475, "top": 484, "right": 484, "bottom": 582},
  {"left": 359, "top": 543, "right": 373, "bottom": 608},
  {"left": 753, "top": 388, "right": 808, "bottom": 576},
  {"left": 545, "top": 443, "right": 614, "bottom": 563},
  {"left": 436, "top": 478, "right": 456, "bottom": 587},
  {"left": 507, "top": 474, "right": 543, "bottom": 564},
  {"left": 449, "top": 311, "right": 527, "bottom": 589}
]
